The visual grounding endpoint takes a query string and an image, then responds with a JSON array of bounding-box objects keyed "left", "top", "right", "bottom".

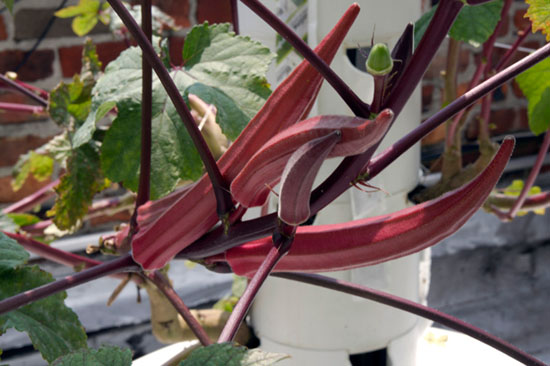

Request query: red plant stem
[
  {"left": 506, "top": 130, "right": 550, "bottom": 219},
  {"left": 489, "top": 191, "right": 550, "bottom": 221},
  {"left": 0, "top": 254, "right": 137, "bottom": 316},
  {"left": 180, "top": 41, "right": 550, "bottom": 258},
  {"left": 106, "top": 0, "right": 233, "bottom": 218},
  {"left": 0, "top": 73, "right": 48, "bottom": 107},
  {"left": 385, "top": 0, "right": 464, "bottom": 116},
  {"left": 367, "top": 41, "right": 550, "bottom": 180},
  {"left": 479, "top": 92, "right": 493, "bottom": 141},
  {"left": 240, "top": 0, "right": 370, "bottom": 117},
  {"left": 13, "top": 80, "right": 49, "bottom": 100},
  {"left": 19, "top": 219, "right": 52, "bottom": 235},
  {"left": 0, "top": 102, "right": 44, "bottom": 114},
  {"left": 2, "top": 179, "right": 59, "bottom": 214},
  {"left": 495, "top": 25, "right": 531, "bottom": 72},
  {"left": 2, "top": 231, "right": 136, "bottom": 282},
  {"left": 146, "top": 270, "right": 212, "bottom": 346},
  {"left": 447, "top": 0, "right": 516, "bottom": 145},
  {"left": 370, "top": 75, "right": 386, "bottom": 114},
  {"left": 133, "top": 0, "right": 153, "bottom": 229},
  {"left": 274, "top": 272, "right": 546, "bottom": 366},
  {"left": 231, "top": 0, "right": 239, "bottom": 34},
  {"left": 446, "top": 57, "right": 485, "bottom": 146},
  {"left": 218, "top": 232, "right": 293, "bottom": 343},
  {"left": 3, "top": 231, "right": 100, "bottom": 268},
  {"left": 308, "top": 0, "right": 464, "bottom": 218},
  {"left": 483, "top": 0, "right": 512, "bottom": 76}
]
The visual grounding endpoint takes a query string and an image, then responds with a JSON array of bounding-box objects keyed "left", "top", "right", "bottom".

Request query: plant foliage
[{"left": 179, "top": 343, "right": 288, "bottom": 366}]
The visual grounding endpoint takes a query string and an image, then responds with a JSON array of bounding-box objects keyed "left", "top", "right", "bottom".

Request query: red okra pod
[
  {"left": 132, "top": 5, "right": 360, "bottom": 269},
  {"left": 214, "top": 138, "right": 515, "bottom": 276},
  {"left": 231, "top": 110, "right": 394, "bottom": 208}
]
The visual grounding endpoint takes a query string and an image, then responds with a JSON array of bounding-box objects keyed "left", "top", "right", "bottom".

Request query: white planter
[
  {"left": 132, "top": 340, "right": 199, "bottom": 366},
  {"left": 239, "top": 1, "right": 428, "bottom": 365}
]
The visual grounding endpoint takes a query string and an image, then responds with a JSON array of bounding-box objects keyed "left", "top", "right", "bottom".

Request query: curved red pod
[
  {"left": 216, "top": 138, "right": 515, "bottom": 276},
  {"left": 131, "top": 5, "right": 360, "bottom": 270},
  {"left": 278, "top": 131, "right": 342, "bottom": 225},
  {"left": 231, "top": 110, "right": 394, "bottom": 208}
]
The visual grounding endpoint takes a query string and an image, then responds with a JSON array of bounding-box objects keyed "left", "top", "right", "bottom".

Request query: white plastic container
[{"left": 239, "top": 1, "right": 428, "bottom": 365}]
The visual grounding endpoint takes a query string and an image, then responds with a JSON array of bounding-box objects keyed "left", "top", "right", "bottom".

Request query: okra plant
[{"left": 1, "top": 0, "right": 550, "bottom": 365}]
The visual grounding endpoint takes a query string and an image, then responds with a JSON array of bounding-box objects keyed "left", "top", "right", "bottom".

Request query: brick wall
[
  {"left": 0, "top": 0, "right": 543, "bottom": 205},
  {"left": 0, "top": 0, "right": 232, "bottom": 204},
  {"left": 421, "top": 1, "right": 542, "bottom": 151}
]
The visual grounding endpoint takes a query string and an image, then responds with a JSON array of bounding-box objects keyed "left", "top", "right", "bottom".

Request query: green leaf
[
  {"left": 185, "top": 83, "right": 251, "bottom": 141},
  {"left": 6, "top": 213, "right": 41, "bottom": 227},
  {"left": 503, "top": 179, "right": 542, "bottom": 197},
  {"left": 450, "top": 0, "right": 503, "bottom": 47},
  {"left": 48, "top": 143, "right": 109, "bottom": 230},
  {"left": 528, "top": 87, "right": 550, "bottom": 135},
  {"left": 49, "top": 75, "right": 93, "bottom": 129},
  {"left": 72, "top": 11, "right": 99, "bottom": 37},
  {"left": 11, "top": 151, "right": 54, "bottom": 191},
  {"left": 0, "top": 266, "right": 88, "bottom": 363},
  {"left": 88, "top": 23, "right": 273, "bottom": 197},
  {"left": 55, "top": 0, "right": 99, "bottom": 18},
  {"left": 81, "top": 39, "right": 102, "bottom": 77},
  {"left": 180, "top": 343, "right": 288, "bottom": 366},
  {"left": 11, "top": 154, "right": 31, "bottom": 192},
  {"left": 182, "top": 23, "right": 273, "bottom": 135},
  {"left": 525, "top": 0, "right": 550, "bottom": 41},
  {"left": 515, "top": 58, "right": 550, "bottom": 135},
  {"left": 0, "top": 232, "right": 29, "bottom": 271},
  {"left": 1, "top": 0, "right": 13, "bottom": 13},
  {"left": 101, "top": 98, "right": 202, "bottom": 199},
  {"left": 55, "top": 0, "right": 102, "bottom": 36},
  {"left": 414, "top": 0, "right": 503, "bottom": 48},
  {"left": 52, "top": 346, "right": 132, "bottom": 366}
]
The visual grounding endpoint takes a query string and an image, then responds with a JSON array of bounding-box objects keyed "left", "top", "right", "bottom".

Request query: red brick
[
  {"left": 59, "top": 41, "right": 129, "bottom": 78},
  {"left": 513, "top": 8, "right": 531, "bottom": 32},
  {"left": 467, "top": 109, "right": 519, "bottom": 140},
  {"left": 0, "top": 135, "right": 51, "bottom": 167},
  {"left": 0, "top": 92, "right": 45, "bottom": 124},
  {"left": 421, "top": 123, "right": 446, "bottom": 146},
  {"left": 0, "top": 49, "right": 54, "bottom": 82},
  {"left": 496, "top": 14, "right": 509, "bottom": 38},
  {"left": 489, "top": 108, "right": 516, "bottom": 135},
  {"left": 129, "top": 0, "right": 191, "bottom": 27},
  {"left": 197, "top": 0, "right": 233, "bottom": 24},
  {"left": 156, "top": 0, "right": 191, "bottom": 28},
  {"left": 169, "top": 36, "right": 185, "bottom": 66},
  {"left": 0, "top": 15, "right": 8, "bottom": 41},
  {"left": 457, "top": 82, "right": 470, "bottom": 97},
  {"left": 421, "top": 84, "right": 434, "bottom": 112},
  {"left": 0, "top": 174, "right": 52, "bottom": 203},
  {"left": 14, "top": 8, "right": 109, "bottom": 41},
  {"left": 58, "top": 45, "right": 83, "bottom": 78},
  {"left": 518, "top": 107, "right": 529, "bottom": 130}
]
